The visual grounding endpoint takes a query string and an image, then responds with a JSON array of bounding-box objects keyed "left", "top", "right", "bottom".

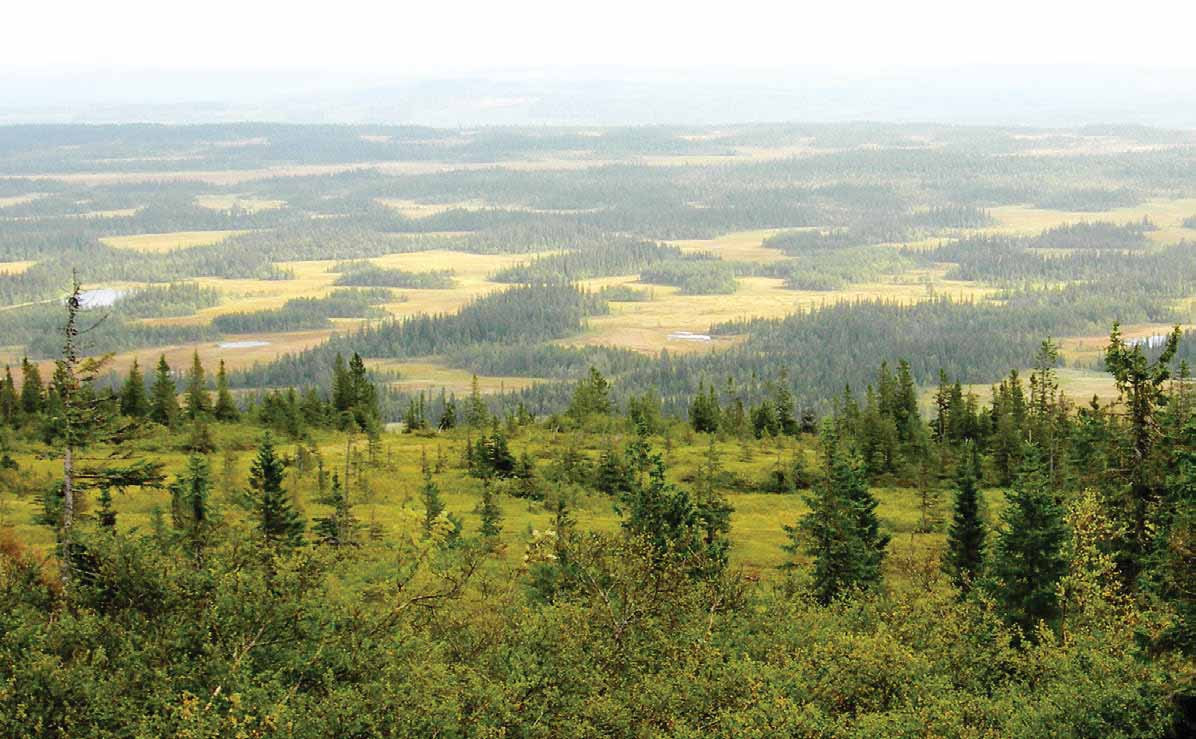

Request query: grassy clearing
[
  {"left": 668, "top": 228, "right": 791, "bottom": 264},
  {"left": 100, "top": 230, "right": 249, "bottom": 253},
  {"left": 985, "top": 197, "right": 1196, "bottom": 246},
  {"left": 0, "top": 425, "right": 967, "bottom": 578},
  {"left": 0, "top": 194, "right": 44, "bottom": 208},
  {"left": 369, "top": 359, "right": 541, "bottom": 396},
  {"left": 194, "top": 194, "right": 285, "bottom": 212},
  {"left": 570, "top": 269, "right": 991, "bottom": 355},
  {"left": 0, "top": 260, "right": 37, "bottom": 275}
]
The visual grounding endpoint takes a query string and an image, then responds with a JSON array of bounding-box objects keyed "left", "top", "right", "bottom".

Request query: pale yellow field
[
  {"left": 569, "top": 269, "right": 992, "bottom": 355},
  {"left": 145, "top": 250, "right": 544, "bottom": 328},
  {"left": 985, "top": 197, "right": 1196, "bottom": 246},
  {"left": 668, "top": 228, "right": 791, "bottom": 264},
  {"left": 926, "top": 368, "right": 1121, "bottom": 411},
  {"left": 375, "top": 198, "right": 491, "bottom": 219},
  {"left": 1057, "top": 321, "right": 1193, "bottom": 366},
  {"left": 194, "top": 194, "right": 285, "bottom": 212},
  {"left": 369, "top": 360, "right": 541, "bottom": 396},
  {"left": 0, "top": 260, "right": 37, "bottom": 275},
  {"left": 100, "top": 229, "right": 249, "bottom": 253},
  {"left": 0, "top": 194, "right": 43, "bottom": 208}
]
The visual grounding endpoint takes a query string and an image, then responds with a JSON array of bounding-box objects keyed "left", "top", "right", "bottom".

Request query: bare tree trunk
[{"left": 60, "top": 443, "right": 75, "bottom": 585}]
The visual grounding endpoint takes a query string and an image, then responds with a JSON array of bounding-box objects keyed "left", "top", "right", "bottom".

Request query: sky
[{"left": 5, "top": 0, "right": 1196, "bottom": 74}]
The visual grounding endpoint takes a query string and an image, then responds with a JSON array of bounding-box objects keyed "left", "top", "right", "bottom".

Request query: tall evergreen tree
[
  {"left": 786, "top": 431, "right": 888, "bottom": 604},
  {"left": 420, "top": 451, "right": 445, "bottom": 534},
  {"left": 119, "top": 358, "right": 149, "bottom": 418},
  {"left": 479, "top": 478, "right": 503, "bottom": 543},
  {"left": 149, "top": 355, "right": 179, "bottom": 428},
  {"left": 313, "top": 472, "right": 356, "bottom": 547},
  {"left": 184, "top": 350, "right": 212, "bottom": 420},
  {"left": 988, "top": 448, "right": 1069, "bottom": 640},
  {"left": 1104, "top": 322, "right": 1181, "bottom": 582},
  {"left": 170, "top": 453, "right": 214, "bottom": 560},
  {"left": 0, "top": 366, "right": 19, "bottom": 426},
  {"left": 247, "top": 433, "right": 304, "bottom": 548},
  {"left": 19, "top": 357, "right": 43, "bottom": 416},
  {"left": 438, "top": 396, "right": 458, "bottom": 430},
  {"left": 213, "top": 360, "right": 239, "bottom": 422},
  {"left": 465, "top": 374, "right": 488, "bottom": 428},
  {"left": 943, "top": 447, "right": 986, "bottom": 594},
  {"left": 47, "top": 278, "right": 163, "bottom": 584}
]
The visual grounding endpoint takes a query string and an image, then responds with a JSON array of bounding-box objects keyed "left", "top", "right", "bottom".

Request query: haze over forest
[{"left": 2, "top": 2, "right": 1196, "bottom": 736}]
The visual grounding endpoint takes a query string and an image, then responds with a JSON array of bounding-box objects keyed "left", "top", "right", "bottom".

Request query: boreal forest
[{"left": 0, "top": 122, "right": 1194, "bottom": 736}]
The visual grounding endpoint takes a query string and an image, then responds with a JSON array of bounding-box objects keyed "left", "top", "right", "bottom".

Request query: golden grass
[
  {"left": 194, "top": 194, "right": 285, "bottom": 212},
  {"left": 100, "top": 230, "right": 248, "bottom": 253},
  {"left": 375, "top": 198, "right": 491, "bottom": 219},
  {"left": 369, "top": 360, "right": 541, "bottom": 395},
  {"left": 0, "top": 194, "right": 43, "bottom": 208},
  {"left": 667, "top": 229, "right": 791, "bottom": 264},
  {"left": 985, "top": 197, "right": 1196, "bottom": 246},
  {"left": 568, "top": 269, "right": 992, "bottom": 355},
  {"left": 0, "top": 260, "right": 37, "bottom": 275}
]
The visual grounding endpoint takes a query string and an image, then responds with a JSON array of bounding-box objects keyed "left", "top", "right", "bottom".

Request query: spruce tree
[
  {"left": 213, "top": 360, "right": 239, "bottom": 422},
  {"left": 420, "top": 451, "right": 444, "bottom": 533},
  {"left": 465, "top": 374, "right": 488, "bottom": 428},
  {"left": 185, "top": 350, "right": 212, "bottom": 420},
  {"left": 479, "top": 478, "right": 502, "bottom": 543},
  {"left": 1104, "top": 322, "right": 1181, "bottom": 582},
  {"left": 331, "top": 353, "right": 353, "bottom": 414},
  {"left": 20, "top": 357, "right": 43, "bottom": 416},
  {"left": 119, "top": 358, "right": 149, "bottom": 418},
  {"left": 773, "top": 378, "right": 798, "bottom": 436},
  {"left": 786, "top": 431, "right": 887, "bottom": 604},
  {"left": 0, "top": 366, "right": 19, "bottom": 426},
  {"left": 149, "top": 355, "right": 179, "bottom": 428},
  {"left": 943, "top": 448, "right": 986, "bottom": 594},
  {"left": 313, "top": 472, "right": 356, "bottom": 547},
  {"left": 48, "top": 278, "right": 164, "bottom": 584},
  {"left": 438, "top": 396, "right": 457, "bottom": 430},
  {"left": 170, "top": 453, "right": 213, "bottom": 559},
  {"left": 248, "top": 433, "right": 305, "bottom": 548},
  {"left": 988, "top": 447, "right": 1069, "bottom": 640}
]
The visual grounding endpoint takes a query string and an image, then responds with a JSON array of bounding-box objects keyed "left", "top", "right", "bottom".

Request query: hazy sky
[{"left": 6, "top": 0, "right": 1195, "bottom": 73}]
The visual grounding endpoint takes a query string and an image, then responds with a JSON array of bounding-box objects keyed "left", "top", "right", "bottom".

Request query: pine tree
[
  {"left": 465, "top": 374, "right": 488, "bottom": 428},
  {"left": 119, "top": 358, "right": 149, "bottom": 418},
  {"left": 248, "top": 433, "right": 304, "bottom": 548},
  {"left": 213, "top": 360, "right": 239, "bottom": 422},
  {"left": 420, "top": 450, "right": 444, "bottom": 534},
  {"left": 689, "top": 380, "right": 721, "bottom": 433},
  {"left": 347, "top": 352, "right": 379, "bottom": 428},
  {"left": 439, "top": 396, "right": 458, "bottom": 430},
  {"left": 313, "top": 472, "right": 357, "bottom": 547},
  {"left": 0, "top": 366, "right": 19, "bottom": 426},
  {"left": 988, "top": 448, "right": 1069, "bottom": 640},
  {"left": 47, "top": 277, "right": 164, "bottom": 584},
  {"left": 331, "top": 353, "right": 353, "bottom": 414},
  {"left": 170, "top": 453, "right": 214, "bottom": 559},
  {"left": 567, "top": 366, "right": 612, "bottom": 420},
  {"left": 19, "top": 357, "right": 43, "bottom": 416},
  {"left": 479, "top": 478, "right": 502, "bottom": 543},
  {"left": 1104, "top": 322, "right": 1181, "bottom": 582},
  {"left": 773, "top": 378, "right": 798, "bottom": 436},
  {"left": 618, "top": 434, "right": 731, "bottom": 577},
  {"left": 786, "top": 432, "right": 888, "bottom": 604},
  {"left": 149, "top": 355, "right": 179, "bottom": 428},
  {"left": 943, "top": 447, "right": 986, "bottom": 594},
  {"left": 594, "top": 443, "right": 632, "bottom": 496},
  {"left": 185, "top": 350, "right": 212, "bottom": 420}
]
